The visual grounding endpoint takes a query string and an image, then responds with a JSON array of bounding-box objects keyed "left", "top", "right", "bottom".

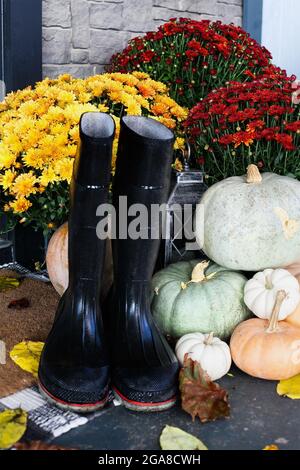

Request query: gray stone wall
[{"left": 42, "top": 0, "right": 243, "bottom": 78}]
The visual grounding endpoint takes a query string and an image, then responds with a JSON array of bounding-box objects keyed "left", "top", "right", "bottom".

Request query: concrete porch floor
[{"left": 52, "top": 367, "right": 299, "bottom": 451}]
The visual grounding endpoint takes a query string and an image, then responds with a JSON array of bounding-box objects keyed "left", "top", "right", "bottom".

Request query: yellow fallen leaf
[
  {"left": 0, "top": 408, "right": 27, "bottom": 449},
  {"left": 160, "top": 425, "right": 208, "bottom": 450},
  {"left": 277, "top": 374, "right": 300, "bottom": 399},
  {"left": 263, "top": 444, "right": 279, "bottom": 450},
  {"left": 10, "top": 341, "right": 44, "bottom": 378},
  {"left": 0, "top": 276, "right": 20, "bottom": 291}
]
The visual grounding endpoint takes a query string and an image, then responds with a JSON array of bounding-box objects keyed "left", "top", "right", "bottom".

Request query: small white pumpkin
[
  {"left": 175, "top": 332, "right": 231, "bottom": 381},
  {"left": 244, "top": 268, "right": 300, "bottom": 320}
]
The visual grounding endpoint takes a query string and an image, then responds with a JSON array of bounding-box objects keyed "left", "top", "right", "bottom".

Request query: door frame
[
  {"left": 243, "top": 0, "right": 263, "bottom": 43},
  {"left": 0, "top": 0, "right": 42, "bottom": 96}
]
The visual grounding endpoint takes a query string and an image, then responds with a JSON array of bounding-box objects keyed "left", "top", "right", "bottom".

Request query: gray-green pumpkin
[{"left": 151, "top": 259, "right": 250, "bottom": 340}]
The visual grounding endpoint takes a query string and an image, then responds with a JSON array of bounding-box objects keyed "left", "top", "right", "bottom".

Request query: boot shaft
[
  {"left": 68, "top": 113, "right": 115, "bottom": 290},
  {"left": 113, "top": 116, "right": 174, "bottom": 283}
]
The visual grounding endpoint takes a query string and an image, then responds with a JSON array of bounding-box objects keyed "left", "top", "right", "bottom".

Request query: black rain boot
[
  {"left": 111, "top": 116, "right": 179, "bottom": 411},
  {"left": 38, "top": 112, "right": 115, "bottom": 412}
]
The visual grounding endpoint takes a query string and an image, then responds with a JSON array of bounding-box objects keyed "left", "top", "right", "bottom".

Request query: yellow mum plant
[{"left": 0, "top": 72, "right": 187, "bottom": 234}]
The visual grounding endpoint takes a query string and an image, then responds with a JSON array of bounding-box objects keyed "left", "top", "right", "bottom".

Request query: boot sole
[
  {"left": 38, "top": 380, "right": 108, "bottom": 413},
  {"left": 112, "top": 386, "right": 176, "bottom": 412}
]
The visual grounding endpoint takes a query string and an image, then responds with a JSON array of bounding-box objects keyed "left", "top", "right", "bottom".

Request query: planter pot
[{"left": 14, "top": 224, "right": 48, "bottom": 271}]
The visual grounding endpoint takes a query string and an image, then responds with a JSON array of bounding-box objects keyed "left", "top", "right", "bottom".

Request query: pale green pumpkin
[
  {"left": 196, "top": 165, "right": 300, "bottom": 271},
  {"left": 151, "top": 259, "right": 250, "bottom": 340}
]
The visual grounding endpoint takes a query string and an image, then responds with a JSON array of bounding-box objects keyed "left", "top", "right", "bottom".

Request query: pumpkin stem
[
  {"left": 204, "top": 332, "right": 214, "bottom": 345},
  {"left": 190, "top": 261, "right": 210, "bottom": 283},
  {"left": 246, "top": 164, "right": 262, "bottom": 184},
  {"left": 265, "top": 274, "right": 273, "bottom": 290},
  {"left": 266, "top": 290, "right": 287, "bottom": 333}
]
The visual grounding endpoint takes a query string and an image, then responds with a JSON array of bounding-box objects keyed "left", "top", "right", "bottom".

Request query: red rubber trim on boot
[
  {"left": 112, "top": 386, "right": 176, "bottom": 408},
  {"left": 39, "top": 380, "right": 108, "bottom": 408}
]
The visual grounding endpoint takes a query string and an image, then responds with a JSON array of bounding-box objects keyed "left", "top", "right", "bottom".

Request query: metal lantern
[{"left": 161, "top": 143, "right": 207, "bottom": 267}]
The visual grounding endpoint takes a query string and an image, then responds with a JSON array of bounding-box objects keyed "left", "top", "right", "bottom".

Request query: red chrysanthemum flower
[
  {"left": 108, "top": 18, "right": 272, "bottom": 108},
  {"left": 184, "top": 74, "right": 300, "bottom": 183}
]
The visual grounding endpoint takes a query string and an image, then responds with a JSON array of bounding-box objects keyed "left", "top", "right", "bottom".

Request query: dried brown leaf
[
  {"left": 14, "top": 440, "right": 76, "bottom": 450},
  {"left": 179, "top": 355, "right": 230, "bottom": 423},
  {"left": 8, "top": 297, "right": 30, "bottom": 310}
]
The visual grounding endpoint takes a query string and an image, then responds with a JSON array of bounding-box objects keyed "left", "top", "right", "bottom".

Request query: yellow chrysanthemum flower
[
  {"left": 0, "top": 169, "right": 16, "bottom": 190},
  {"left": 132, "top": 71, "right": 149, "bottom": 80},
  {"left": 151, "top": 103, "right": 170, "bottom": 116},
  {"left": 173, "top": 158, "right": 183, "bottom": 172},
  {"left": 0, "top": 72, "right": 186, "bottom": 225},
  {"left": 54, "top": 158, "right": 74, "bottom": 183},
  {"left": 22, "top": 148, "right": 47, "bottom": 169},
  {"left": 174, "top": 137, "right": 186, "bottom": 150},
  {"left": 0, "top": 144, "right": 16, "bottom": 169},
  {"left": 39, "top": 167, "right": 59, "bottom": 187},
  {"left": 171, "top": 106, "right": 188, "bottom": 120},
  {"left": 2, "top": 134, "right": 23, "bottom": 154},
  {"left": 12, "top": 172, "right": 37, "bottom": 197},
  {"left": 98, "top": 104, "right": 109, "bottom": 113},
  {"left": 10, "top": 196, "right": 32, "bottom": 213}
]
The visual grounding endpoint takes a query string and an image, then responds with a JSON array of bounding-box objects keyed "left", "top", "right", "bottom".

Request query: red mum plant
[
  {"left": 108, "top": 17, "right": 272, "bottom": 108},
  {"left": 184, "top": 67, "right": 300, "bottom": 184}
]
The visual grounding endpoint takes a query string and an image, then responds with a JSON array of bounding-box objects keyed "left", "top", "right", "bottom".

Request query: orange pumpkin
[
  {"left": 230, "top": 290, "right": 300, "bottom": 380},
  {"left": 46, "top": 222, "right": 113, "bottom": 300},
  {"left": 285, "top": 261, "right": 300, "bottom": 284},
  {"left": 285, "top": 262, "right": 300, "bottom": 327}
]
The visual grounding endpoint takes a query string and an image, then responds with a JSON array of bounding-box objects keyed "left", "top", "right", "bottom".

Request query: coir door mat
[
  {"left": 0, "top": 265, "right": 59, "bottom": 397},
  {"left": 0, "top": 264, "right": 120, "bottom": 440}
]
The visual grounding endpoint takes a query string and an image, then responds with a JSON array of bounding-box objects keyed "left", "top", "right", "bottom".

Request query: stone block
[
  {"left": 90, "top": 29, "right": 134, "bottom": 64},
  {"left": 90, "top": 2, "right": 123, "bottom": 30},
  {"left": 43, "top": 28, "right": 72, "bottom": 64},
  {"left": 43, "top": 64, "right": 95, "bottom": 78},
  {"left": 71, "top": 0, "right": 90, "bottom": 48},
  {"left": 42, "top": 0, "right": 71, "bottom": 27},
  {"left": 71, "top": 48, "right": 89, "bottom": 63},
  {"left": 123, "top": 0, "right": 155, "bottom": 32},
  {"left": 153, "top": 0, "right": 217, "bottom": 15}
]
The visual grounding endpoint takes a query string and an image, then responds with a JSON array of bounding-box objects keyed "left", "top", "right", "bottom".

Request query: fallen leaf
[
  {"left": 14, "top": 440, "right": 76, "bottom": 450},
  {"left": 179, "top": 355, "right": 230, "bottom": 423},
  {"left": 277, "top": 374, "right": 300, "bottom": 399},
  {"left": 263, "top": 444, "right": 279, "bottom": 450},
  {"left": 0, "top": 340, "right": 6, "bottom": 365},
  {"left": 10, "top": 341, "right": 44, "bottom": 378},
  {"left": 0, "top": 277, "right": 20, "bottom": 292},
  {"left": 8, "top": 297, "right": 30, "bottom": 310},
  {"left": 0, "top": 408, "right": 27, "bottom": 449},
  {"left": 160, "top": 425, "right": 208, "bottom": 450}
]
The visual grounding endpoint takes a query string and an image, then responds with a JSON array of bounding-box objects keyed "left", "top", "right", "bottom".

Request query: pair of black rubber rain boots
[{"left": 38, "top": 112, "right": 179, "bottom": 412}]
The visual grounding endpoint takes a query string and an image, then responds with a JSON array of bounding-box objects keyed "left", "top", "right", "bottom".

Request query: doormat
[
  {"left": 0, "top": 263, "right": 121, "bottom": 442},
  {"left": 0, "top": 386, "right": 119, "bottom": 441},
  {"left": 0, "top": 263, "right": 59, "bottom": 397}
]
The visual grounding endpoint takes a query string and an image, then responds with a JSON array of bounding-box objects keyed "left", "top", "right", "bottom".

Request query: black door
[
  {"left": 0, "top": 0, "right": 42, "bottom": 268},
  {"left": 0, "top": 0, "right": 42, "bottom": 94}
]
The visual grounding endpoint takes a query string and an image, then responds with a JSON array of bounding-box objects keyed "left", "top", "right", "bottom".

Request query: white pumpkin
[
  {"left": 175, "top": 332, "right": 231, "bottom": 381},
  {"left": 244, "top": 268, "right": 300, "bottom": 320},
  {"left": 196, "top": 164, "right": 300, "bottom": 271}
]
